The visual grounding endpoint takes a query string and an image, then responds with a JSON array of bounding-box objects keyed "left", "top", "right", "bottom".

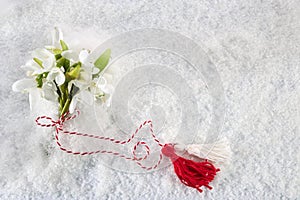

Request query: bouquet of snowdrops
[{"left": 12, "top": 28, "right": 113, "bottom": 116}]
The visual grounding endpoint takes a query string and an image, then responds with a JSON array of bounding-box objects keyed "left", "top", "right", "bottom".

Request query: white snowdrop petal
[
  {"left": 55, "top": 71, "right": 66, "bottom": 86},
  {"left": 20, "top": 64, "right": 35, "bottom": 74},
  {"left": 46, "top": 67, "right": 60, "bottom": 81},
  {"left": 52, "top": 27, "right": 63, "bottom": 47},
  {"left": 60, "top": 67, "right": 65, "bottom": 73},
  {"left": 12, "top": 79, "right": 36, "bottom": 92},
  {"left": 80, "top": 71, "right": 92, "bottom": 82},
  {"left": 61, "top": 50, "right": 79, "bottom": 62},
  {"left": 26, "top": 71, "right": 33, "bottom": 76},
  {"left": 32, "top": 48, "right": 55, "bottom": 71},
  {"left": 43, "top": 57, "right": 55, "bottom": 70},
  {"left": 97, "top": 77, "right": 107, "bottom": 88},
  {"left": 20, "top": 64, "right": 31, "bottom": 71},
  {"left": 31, "top": 48, "right": 45, "bottom": 59},
  {"left": 72, "top": 79, "right": 90, "bottom": 91},
  {"left": 21, "top": 60, "right": 39, "bottom": 72},
  {"left": 32, "top": 48, "right": 52, "bottom": 59},
  {"left": 46, "top": 70, "right": 56, "bottom": 81},
  {"left": 92, "top": 67, "right": 100, "bottom": 74},
  {"left": 47, "top": 68, "right": 65, "bottom": 86},
  {"left": 79, "top": 50, "right": 89, "bottom": 63},
  {"left": 45, "top": 45, "right": 56, "bottom": 50},
  {"left": 72, "top": 80, "right": 83, "bottom": 90},
  {"left": 105, "top": 94, "right": 112, "bottom": 107}
]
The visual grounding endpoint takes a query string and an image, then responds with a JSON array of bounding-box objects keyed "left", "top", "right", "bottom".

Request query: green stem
[
  {"left": 58, "top": 82, "right": 69, "bottom": 116},
  {"left": 60, "top": 98, "right": 71, "bottom": 116},
  {"left": 59, "top": 83, "right": 75, "bottom": 117},
  {"left": 59, "top": 84, "right": 67, "bottom": 102}
]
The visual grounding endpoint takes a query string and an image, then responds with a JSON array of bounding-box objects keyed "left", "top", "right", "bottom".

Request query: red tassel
[{"left": 162, "top": 144, "right": 220, "bottom": 193}]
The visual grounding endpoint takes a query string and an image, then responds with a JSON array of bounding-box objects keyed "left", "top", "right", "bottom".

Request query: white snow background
[{"left": 0, "top": 0, "right": 299, "bottom": 199}]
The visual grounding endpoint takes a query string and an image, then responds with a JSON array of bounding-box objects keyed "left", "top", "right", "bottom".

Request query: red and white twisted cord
[{"left": 36, "top": 110, "right": 165, "bottom": 170}]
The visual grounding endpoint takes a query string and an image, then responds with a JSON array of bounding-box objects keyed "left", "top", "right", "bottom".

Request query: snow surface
[{"left": 0, "top": 0, "right": 299, "bottom": 199}]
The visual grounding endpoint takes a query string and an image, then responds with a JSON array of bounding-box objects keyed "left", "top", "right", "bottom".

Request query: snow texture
[{"left": 0, "top": 0, "right": 299, "bottom": 199}]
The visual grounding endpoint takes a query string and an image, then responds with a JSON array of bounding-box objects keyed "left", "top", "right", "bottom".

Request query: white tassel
[{"left": 175, "top": 138, "right": 231, "bottom": 165}]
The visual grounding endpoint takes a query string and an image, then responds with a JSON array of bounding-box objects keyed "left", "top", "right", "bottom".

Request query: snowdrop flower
[
  {"left": 12, "top": 78, "right": 57, "bottom": 101},
  {"left": 69, "top": 70, "right": 91, "bottom": 92},
  {"left": 31, "top": 48, "right": 65, "bottom": 86},
  {"left": 61, "top": 49, "right": 84, "bottom": 64},
  {"left": 95, "top": 74, "right": 114, "bottom": 107},
  {"left": 47, "top": 67, "right": 65, "bottom": 86},
  {"left": 13, "top": 47, "right": 64, "bottom": 91},
  {"left": 61, "top": 49, "right": 94, "bottom": 65},
  {"left": 45, "top": 27, "right": 64, "bottom": 49},
  {"left": 69, "top": 76, "right": 114, "bottom": 113},
  {"left": 21, "top": 60, "right": 44, "bottom": 77},
  {"left": 32, "top": 48, "right": 56, "bottom": 70},
  {"left": 51, "top": 27, "right": 64, "bottom": 48},
  {"left": 62, "top": 49, "right": 99, "bottom": 73},
  {"left": 66, "top": 50, "right": 99, "bottom": 89}
]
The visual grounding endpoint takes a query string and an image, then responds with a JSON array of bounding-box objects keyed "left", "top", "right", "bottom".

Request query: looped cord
[
  {"left": 36, "top": 110, "right": 164, "bottom": 171},
  {"left": 36, "top": 110, "right": 80, "bottom": 131}
]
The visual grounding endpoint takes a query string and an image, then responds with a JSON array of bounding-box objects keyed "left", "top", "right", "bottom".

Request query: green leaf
[
  {"left": 55, "top": 54, "right": 62, "bottom": 60},
  {"left": 56, "top": 57, "right": 65, "bottom": 68},
  {"left": 35, "top": 74, "right": 43, "bottom": 88},
  {"left": 94, "top": 49, "right": 111, "bottom": 72},
  {"left": 56, "top": 57, "right": 70, "bottom": 72},
  {"left": 42, "top": 72, "right": 49, "bottom": 78},
  {"left": 60, "top": 40, "right": 68, "bottom": 51},
  {"left": 64, "top": 59, "right": 70, "bottom": 71},
  {"left": 33, "top": 58, "right": 44, "bottom": 68},
  {"left": 35, "top": 72, "right": 49, "bottom": 88}
]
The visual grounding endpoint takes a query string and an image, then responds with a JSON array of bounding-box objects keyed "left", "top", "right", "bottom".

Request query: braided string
[{"left": 36, "top": 110, "right": 165, "bottom": 170}]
